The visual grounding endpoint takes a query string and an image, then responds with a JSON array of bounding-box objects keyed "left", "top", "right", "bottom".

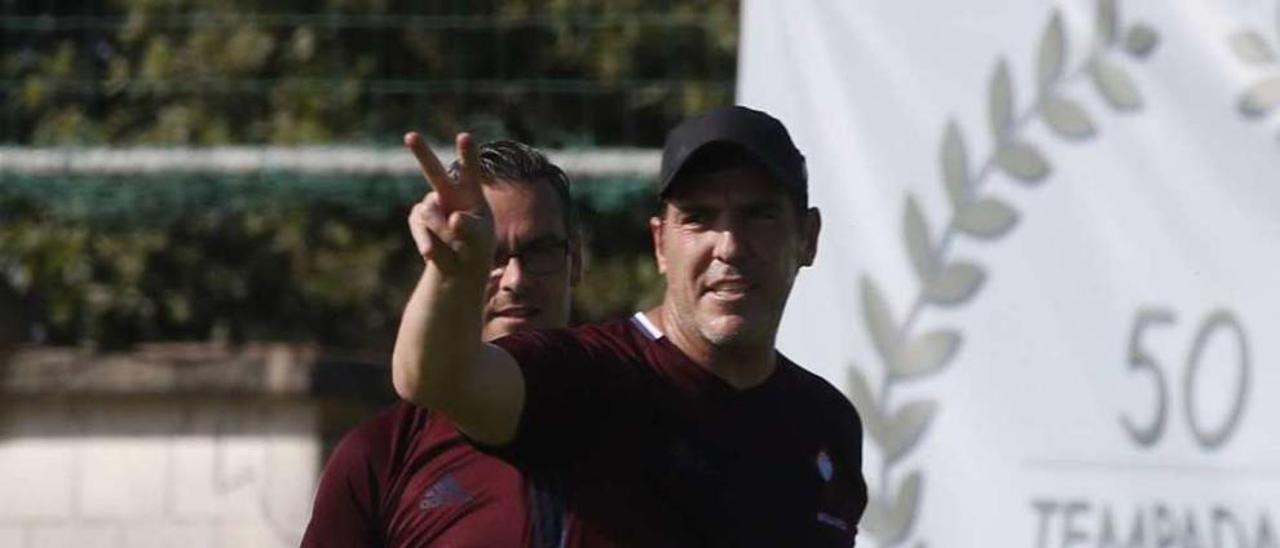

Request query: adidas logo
[{"left": 419, "top": 473, "right": 472, "bottom": 511}]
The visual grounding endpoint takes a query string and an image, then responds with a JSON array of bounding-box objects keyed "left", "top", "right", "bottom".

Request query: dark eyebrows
[
  {"left": 667, "top": 202, "right": 714, "bottom": 221},
  {"left": 744, "top": 200, "right": 784, "bottom": 214},
  {"left": 511, "top": 234, "right": 568, "bottom": 252}
]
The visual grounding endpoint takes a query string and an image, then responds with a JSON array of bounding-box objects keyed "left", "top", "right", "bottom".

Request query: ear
[
  {"left": 568, "top": 230, "right": 584, "bottom": 287},
  {"left": 799, "top": 207, "right": 821, "bottom": 267},
  {"left": 649, "top": 214, "right": 668, "bottom": 275}
]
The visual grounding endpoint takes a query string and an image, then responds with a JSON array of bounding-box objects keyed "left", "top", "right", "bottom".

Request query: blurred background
[{"left": 0, "top": 1, "right": 737, "bottom": 546}]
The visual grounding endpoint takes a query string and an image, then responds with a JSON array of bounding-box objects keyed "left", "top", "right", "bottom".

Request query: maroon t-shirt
[
  {"left": 489, "top": 314, "right": 868, "bottom": 547},
  {"left": 302, "top": 313, "right": 867, "bottom": 547},
  {"left": 301, "top": 401, "right": 567, "bottom": 547}
]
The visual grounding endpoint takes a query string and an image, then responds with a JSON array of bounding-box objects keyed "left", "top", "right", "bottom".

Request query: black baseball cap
[{"left": 658, "top": 105, "right": 807, "bottom": 206}]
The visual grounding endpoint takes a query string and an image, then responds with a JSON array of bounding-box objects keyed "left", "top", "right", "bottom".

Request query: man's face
[
  {"left": 650, "top": 165, "right": 819, "bottom": 350},
  {"left": 481, "top": 179, "right": 579, "bottom": 341}
]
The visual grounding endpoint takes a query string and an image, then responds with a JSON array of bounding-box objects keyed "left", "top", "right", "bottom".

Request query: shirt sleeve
[
  {"left": 828, "top": 389, "right": 869, "bottom": 545},
  {"left": 300, "top": 421, "right": 388, "bottom": 548},
  {"left": 489, "top": 327, "right": 618, "bottom": 465}
]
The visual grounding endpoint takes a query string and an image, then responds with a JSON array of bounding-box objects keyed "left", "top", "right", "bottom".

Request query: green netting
[{"left": 0, "top": 171, "right": 652, "bottom": 228}]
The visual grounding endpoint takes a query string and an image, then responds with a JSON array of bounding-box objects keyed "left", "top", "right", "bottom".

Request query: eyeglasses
[{"left": 491, "top": 239, "right": 570, "bottom": 276}]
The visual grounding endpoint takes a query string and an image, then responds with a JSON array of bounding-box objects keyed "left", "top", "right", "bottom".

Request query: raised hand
[
  {"left": 393, "top": 131, "right": 525, "bottom": 443},
  {"left": 405, "top": 132, "right": 495, "bottom": 278}
]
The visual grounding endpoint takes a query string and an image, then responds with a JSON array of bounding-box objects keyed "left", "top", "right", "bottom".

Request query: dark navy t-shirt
[{"left": 490, "top": 314, "right": 868, "bottom": 547}]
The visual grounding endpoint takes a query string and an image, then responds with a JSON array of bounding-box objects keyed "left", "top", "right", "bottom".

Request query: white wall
[{"left": 0, "top": 399, "right": 318, "bottom": 548}]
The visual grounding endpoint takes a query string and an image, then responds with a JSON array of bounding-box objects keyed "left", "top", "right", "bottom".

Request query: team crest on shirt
[{"left": 816, "top": 448, "right": 834, "bottom": 482}]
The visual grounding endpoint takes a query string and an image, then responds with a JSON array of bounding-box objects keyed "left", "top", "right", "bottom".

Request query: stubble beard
[{"left": 688, "top": 295, "right": 778, "bottom": 353}]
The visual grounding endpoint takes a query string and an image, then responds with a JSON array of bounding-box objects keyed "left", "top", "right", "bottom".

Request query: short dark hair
[{"left": 448, "top": 140, "right": 576, "bottom": 235}]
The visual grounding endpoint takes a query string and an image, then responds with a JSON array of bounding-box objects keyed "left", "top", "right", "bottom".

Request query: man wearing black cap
[{"left": 392, "top": 106, "right": 868, "bottom": 546}]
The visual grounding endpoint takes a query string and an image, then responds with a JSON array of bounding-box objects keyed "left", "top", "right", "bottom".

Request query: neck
[{"left": 646, "top": 306, "right": 778, "bottom": 390}]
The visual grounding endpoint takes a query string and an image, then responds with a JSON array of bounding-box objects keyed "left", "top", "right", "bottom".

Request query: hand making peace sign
[{"left": 404, "top": 132, "right": 496, "bottom": 279}]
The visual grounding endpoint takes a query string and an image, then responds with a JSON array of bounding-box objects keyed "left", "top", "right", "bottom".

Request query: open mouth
[{"left": 704, "top": 279, "right": 753, "bottom": 301}]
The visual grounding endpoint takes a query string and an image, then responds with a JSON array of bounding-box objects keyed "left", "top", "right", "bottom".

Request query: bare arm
[{"left": 391, "top": 132, "right": 525, "bottom": 446}]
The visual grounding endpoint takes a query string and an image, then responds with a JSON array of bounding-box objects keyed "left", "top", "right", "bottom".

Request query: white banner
[{"left": 740, "top": 1, "right": 1280, "bottom": 547}]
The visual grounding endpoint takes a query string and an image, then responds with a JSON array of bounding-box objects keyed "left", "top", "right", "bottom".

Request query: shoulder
[
  {"left": 490, "top": 317, "right": 648, "bottom": 365},
  {"left": 779, "top": 356, "right": 864, "bottom": 436},
  {"left": 484, "top": 319, "right": 656, "bottom": 460},
  {"left": 324, "top": 401, "right": 430, "bottom": 480},
  {"left": 489, "top": 318, "right": 659, "bottom": 399},
  {"left": 305, "top": 402, "right": 431, "bottom": 546},
  {"left": 497, "top": 317, "right": 642, "bottom": 348}
]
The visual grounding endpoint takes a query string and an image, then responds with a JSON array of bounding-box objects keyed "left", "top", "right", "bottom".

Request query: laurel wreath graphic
[
  {"left": 846, "top": 2, "right": 1158, "bottom": 546},
  {"left": 1228, "top": 2, "right": 1280, "bottom": 120}
]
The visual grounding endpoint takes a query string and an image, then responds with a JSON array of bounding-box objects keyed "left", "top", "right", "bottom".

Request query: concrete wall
[{"left": 0, "top": 399, "right": 319, "bottom": 548}]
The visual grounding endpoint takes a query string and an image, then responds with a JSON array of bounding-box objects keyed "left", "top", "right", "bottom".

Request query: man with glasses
[{"left": 302, "top": 140, "right": 581, "bottom": 547}]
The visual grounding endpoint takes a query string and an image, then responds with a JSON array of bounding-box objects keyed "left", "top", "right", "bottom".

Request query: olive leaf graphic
[
  {"left": 1228, "top": 2, "right": 1280, "bottom": 123},
  {"left": 849, "top": 2, "right": 1158, "bottom": 546}
]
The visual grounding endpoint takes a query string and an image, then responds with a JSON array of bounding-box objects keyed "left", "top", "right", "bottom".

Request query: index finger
[{"left": 404, "top": 131, "right": 458, "bottom": 210}]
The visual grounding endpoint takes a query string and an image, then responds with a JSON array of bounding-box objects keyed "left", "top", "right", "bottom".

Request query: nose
[
  {"left": 496, "top": 255, "right": 531, "bottom": 295},
  {"left": 712, "top": 226, "right": 744, "bottom": 264}
]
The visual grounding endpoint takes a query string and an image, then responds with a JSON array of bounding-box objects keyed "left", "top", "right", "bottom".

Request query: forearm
[
  {"left": 391, "top": 262, "right": 488, "bottom": 410},
  {"left": 392, "top": 132, "right": 523, "bottom": 443}
]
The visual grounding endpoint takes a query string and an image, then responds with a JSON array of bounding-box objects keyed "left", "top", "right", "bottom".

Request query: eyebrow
[
  {"left": 671, "top": 201, "right": 715, "bottom": 212},
  {"left": 668, "top": 203, "right": 715, "bottom": 219}
]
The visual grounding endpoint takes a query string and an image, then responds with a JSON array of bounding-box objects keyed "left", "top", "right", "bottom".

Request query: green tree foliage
[
  {"left": 3, "top": 0, "right": 738, "bottom": 146},
  {"left": 0, "top": 173, "right": 662, "bottom": 351},
  {"left": 1, "top": 1, "right": 734, "bottom": 350}
]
